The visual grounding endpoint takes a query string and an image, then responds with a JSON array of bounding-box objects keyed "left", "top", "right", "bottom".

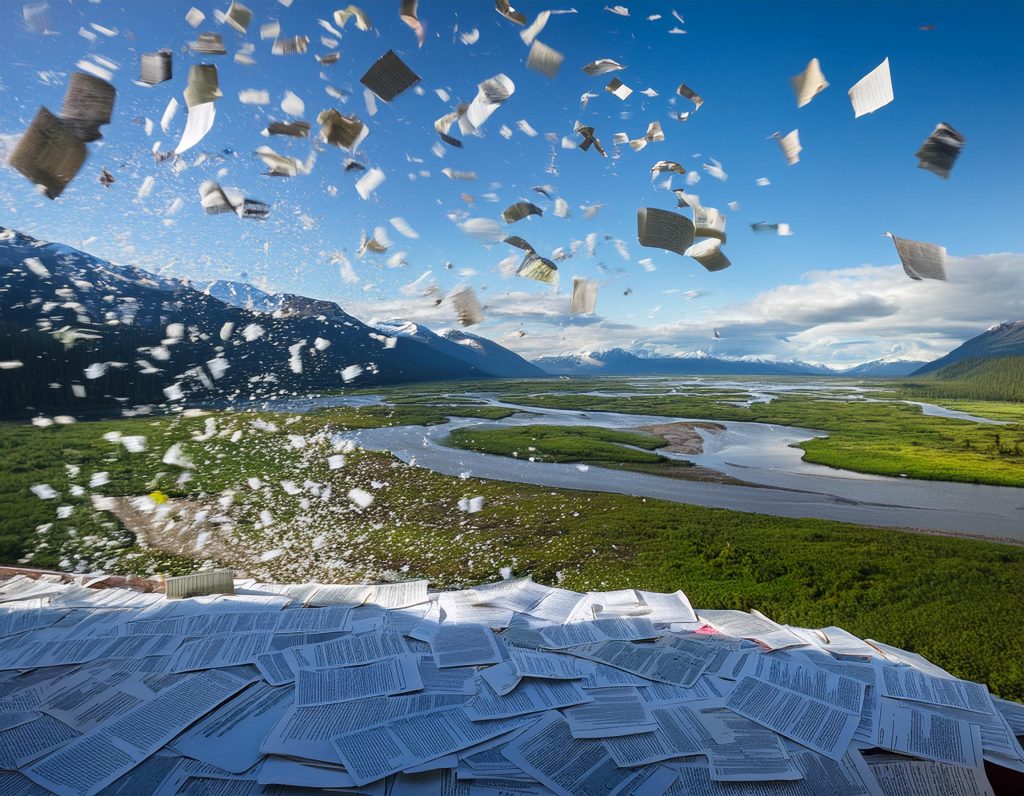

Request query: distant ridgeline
[{"left": 0, "top": 229, "right": 543, "bottom": 417}]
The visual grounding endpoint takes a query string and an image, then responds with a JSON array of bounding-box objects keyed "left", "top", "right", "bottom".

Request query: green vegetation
[
  {"left": 496, "top": 389, "right": 1024, "bottom": 487},
  {"left": 2, "top": 395, "right": 1023, "bottom": 699},
  {"left": 445, "top": 424, "right": 669, "bottom": 464},
  {"left": 896, "top": 356, "right": 1024, "bottom": 403}
]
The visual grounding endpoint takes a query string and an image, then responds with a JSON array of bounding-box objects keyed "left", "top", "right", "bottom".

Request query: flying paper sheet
[
  {"left": 318, "top": 110, "right": 368, "bottom": 151},
  {"left": 272, "top": 35, "right": 309, "bottom": 55},
  {"left": 190, "top": 32, "right": 226, "bottom": 54},
  {"left": 463, "top": 74, "right": 516, "bottom": 133},
  {"left": 686, "top": 238, "right": 731, "bottom": 272},
  {"left": 571, "top": 277, "right": 599, "bottom": 315},
  {"left": 637, "top": 207, "right": 695, "bottom": 256},
  {"left": 693, "top": 206, "right": 727, "bottom": 242},
  {"left": 139, "top": 50, "right": 172, "bottom": 86},
  {"left": 575, "top": 124, "right": 606, "bottom": 156},
  {"left": 526, "top": 39, "right": 564, "bottom": 79},
  {"left": 676, "top": 82, "right": 703, "bottom": 111},
  {"left": 400, "top": 0, "right": 425, "bottom": 47},
  {"left": 60, "top": 72, "right": 116, "bottom": 143},
  {"left": 334, "top": 5, "right": 372, "bottom": 31},
  {"left": 582, "top": 58, "right": 625, "bottom": 76},
  {"left": 774, "top": 129, "right": 802, "bottom": 165},
  {"left": 517, "top": 252, "right": 558, "bottom": 284},
  {"left": 175, "top": 102, "right": 216, "bottom": 154},
  {"left": 651, "top": 160, "right": 685, "bottom": 177},
  {"left": 265, "top": 121, "right": 311, "bottom": 137},
  {"left": 915, "top": 122, "right": 965, "bottom": 179},
  {"left": 791, "top": 58, "right": 828, "bottom": 108},
  {"left": 606, "top": 78, "right": 632, "bottom": 100},
  {"left": 355, "top": 167, "right": 385, "bottom": 199},
  {"left": 184, "top": 65, "right": 222, "bottom": 108},
  {"left": 360, "top": 50, "right": 420, "bottom": 102},
  {"left": 887, "top": 233, "right": 947, "bottom": 281},
  {"left": 502, "top": 201, "right": 543, "bottom": 223},
  {"left": 224, "top": 0, "right": 252, "bottom": 33},
  {"left": 495, "top": 0, "right": 527, "bottom": 25},
  {"left": 9, "top": 106, "right": 87, "bottom": 199},
  {"left": 451, "top": 287, "right": 484, "bottom": 326},
  {"left": 849, "top": 57, "right": 894, "bottom": 117}
]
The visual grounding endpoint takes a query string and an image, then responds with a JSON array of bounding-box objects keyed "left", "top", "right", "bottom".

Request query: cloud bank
[{"left": 347, "top": 252, "right": 1024, "bottom": 367}]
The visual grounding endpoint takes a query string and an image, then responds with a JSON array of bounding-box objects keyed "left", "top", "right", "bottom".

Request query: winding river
[{"left": 328, "top": 390, "right": 1024, "bottom": 543}]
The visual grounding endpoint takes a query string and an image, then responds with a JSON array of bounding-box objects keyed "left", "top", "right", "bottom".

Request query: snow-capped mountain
[
  {"left": 0, "top": 228, "right": 545, "bottom": 415},
  {"left": 838, "top": 359, "right": 930, "bottom": 377},
  {"left": 533, "top": 348, "right": 836, "bottom": 376},
  {"left": 376, "top": 321, "right": 544, "bottom": 378},
  {"left": 912, "top": 321, "right": 1024, "bottom": 375}
]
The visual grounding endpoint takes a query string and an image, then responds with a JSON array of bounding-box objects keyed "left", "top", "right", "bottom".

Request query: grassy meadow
[{"left": 2, "top": 388, "right": 1024, "bottom": 700}]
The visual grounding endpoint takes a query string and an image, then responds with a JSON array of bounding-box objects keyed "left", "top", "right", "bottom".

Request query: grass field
[
  {"left": 2, "top": 397, "right": 1024, "bottom": 700},
  {"left": 445, "top": 424, "right": 668, "bottom": 463},
  {"left": 492, "top": 388, "right": 1024, "bottom": 487}
]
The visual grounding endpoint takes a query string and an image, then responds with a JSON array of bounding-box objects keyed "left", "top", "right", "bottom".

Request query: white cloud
[{"left": 351, "top": 252, "right": 1024, "bottom": 366}]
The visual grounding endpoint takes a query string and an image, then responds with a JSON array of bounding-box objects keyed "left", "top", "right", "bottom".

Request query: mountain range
[
  {"left": 910, "top": 321, "right": 1024, "bottom": 375},
  {"left": 1, "top": 228, "right": 1019, "bottom": 415},
  {"left": 533, "top": 348, "right": 930, "bottom": 377},
  {"left": 0, "top": 228, "right": 541, "bottom": 415}
]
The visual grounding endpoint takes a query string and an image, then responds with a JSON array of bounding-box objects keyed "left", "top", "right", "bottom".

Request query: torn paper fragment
[
  {"left": 849, "top": 57, "right": 894, "bottom": 117},
  {"left": 702, "top": 157, "right": 727, "bottom": 180},
  {"left": 887, "top": 233, "right": 947, "bottom": 281},
  {"left": 915, "top": 122, "right": 965, "bottom": 179},
  {"left": 9, "top": 107, "right": 87, "bottom": 199},
  {"left": 260, "top": 21, "right": 280, "bottom": 40},
  {"left": 400, "top": 0, "right": 425, "bottom": 47},
  {"left": 360, "top": 50, "right": 420, "bottom": 102},
  {"left": 571, "top": 278, "right": 599, "bottom": 315},
  {"left": 792, "top": 57, "right": 828, "bottom": 108},
  {"left": 774, "top": 129, "right": 802, "bottom": 165},
  {"left": 355, "top": 167, "right": 385, "bottom": 199},
  {"left": 686, "top": 238, "right": 731, "bottom": 271},
  {"left": 583, "top": 58, "right": 625, "bottom": 76},
  {"left": 526, "top": 40, "right": 564, "bottom": 79},
  {"left": 637, "top": 207, "right": 695, "bottom": 255},
  {"left": 334, "top": 5, "right": 372, "bottom": 31},
  {"left": 160, "top": 97, "right": 179, "bottom": 132},
  {"left": 139, "top": 50, "right": 172, "bottom": 86},
  {"left": 606, "top": 78, "right": 632, "bottom": 100},
  {"left": 239, "top": 89, "right": 270, "bottom": 105},
  {"left": 280, "top": 90, "right": 305, "bottom": 116}
]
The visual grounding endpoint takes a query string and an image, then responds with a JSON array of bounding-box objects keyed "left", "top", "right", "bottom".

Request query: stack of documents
[{"left": 0, "top": 571, "right": 1018, "bottom": 795}]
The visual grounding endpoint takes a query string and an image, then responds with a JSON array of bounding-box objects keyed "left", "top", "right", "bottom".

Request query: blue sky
[{"left": 2, "top": 0, "right": 1023, "bottom": 366}]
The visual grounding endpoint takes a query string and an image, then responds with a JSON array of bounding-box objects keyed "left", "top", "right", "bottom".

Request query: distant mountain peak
[{"left": 913, "top": 319, "right": 1024, "bottom": 375}]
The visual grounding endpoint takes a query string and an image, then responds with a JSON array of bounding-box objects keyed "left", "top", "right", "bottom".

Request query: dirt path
[{"left": 636, "top": 421, "right": 724, "bottom": 454}]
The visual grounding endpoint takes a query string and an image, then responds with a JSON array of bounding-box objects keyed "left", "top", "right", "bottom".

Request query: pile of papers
[{"left": 1, "top": 571, "right": 1020, "bottom": 795}]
